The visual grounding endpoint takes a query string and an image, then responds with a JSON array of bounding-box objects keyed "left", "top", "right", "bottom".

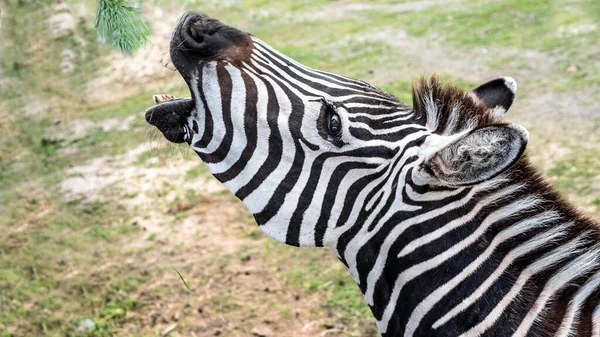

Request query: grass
[
  {"left": 184, "top": 164, "right": 209, "bottom": 180},
  {"left": 1, "top": 0, "right": 107, "bottom": 107},
  {"left": 401, "top": 0, "right": 600, "bottom": 50},
  {"left": 0, "top": 124, "right": 148, "bottom": 225},
  {"left": 0, "top": 2, "right": 160, "bottom": 329},
  {"left": 262, "top": 241, "right": 378, "bottom": 335},
  {"left": 0, "top": 198, "right": 139, "bottom": 336},
  {"left": 367, "top": 0, "right": 600, "bottom": 88},
  {"left": 83, "top": 91, "right": 157, "bottom": 121},
  {"left": 548, "top": 147, "right": 600, "bottom": 208},
  {"left": 1, "top": 0, "right": 599, "bottom": 336}
]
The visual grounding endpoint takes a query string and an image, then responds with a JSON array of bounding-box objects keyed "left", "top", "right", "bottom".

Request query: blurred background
[{"left": 1, "top": 0, "right": 599, "bottom": 336}]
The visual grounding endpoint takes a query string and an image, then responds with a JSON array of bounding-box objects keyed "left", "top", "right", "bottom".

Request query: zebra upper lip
[{"left": 161, "top": 53, "right": 177, "bottom": 72}]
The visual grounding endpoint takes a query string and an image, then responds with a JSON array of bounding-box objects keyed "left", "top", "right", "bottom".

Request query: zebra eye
[
  {"left": 328, "top": 112, "right": 342, "bottom": 137},
  {"left": 316, "top": 98, "right": 344, "bottom": 147}
]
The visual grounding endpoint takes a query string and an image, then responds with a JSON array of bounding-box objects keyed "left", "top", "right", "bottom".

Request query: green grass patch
[
  {"left": 0, "top": 125, "right": 146, "bottom": 198},
  {"left": 0, "top": 195, "right": 142, "bottom": 336},
  {"left": 185, "top": 164, "right": 210, "bottom": 180},
  {"left": 134, "top": 149, "right": 158, "bottom": 166},
  {"left": 548, "top": 147, "right": 600, "bottom": 210},
  {"left": 83, "top": 91, "right": 155, "bottom": 121},
  {"left": 1, "top": 0, "right": 108, "bottom": 105},
  {"left": 376, "top": 0, "right": 600, "bottom": 50},
  {"left": 262, "top": 241, "right": 373, "bottom": 322},
  {"left": 363, "top": 0, "right": 600, "bottom": 88}
]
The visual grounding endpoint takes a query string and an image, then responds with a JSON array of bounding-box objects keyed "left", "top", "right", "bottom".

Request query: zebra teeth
[{"left": 153, "top": 94, "right": 178, "bottom": 105}]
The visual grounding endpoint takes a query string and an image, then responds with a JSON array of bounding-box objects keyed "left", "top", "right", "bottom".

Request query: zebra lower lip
[
  {"left": 160, "top": 129, "right": 187, "bottom": 143},
  {"left": 145, "top": 96, "right": 194, "bottom": 144}
]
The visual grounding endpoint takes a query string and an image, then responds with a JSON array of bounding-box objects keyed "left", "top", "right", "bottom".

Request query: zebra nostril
[
  {"left": 180, "top": 14, "right": 222, "bottom": 53},
  {"left": 188, "top": 24, "right": 205, "bottom": 43},
  {"left": 172, "top": 12, "right": 251, "bottom": 62}
]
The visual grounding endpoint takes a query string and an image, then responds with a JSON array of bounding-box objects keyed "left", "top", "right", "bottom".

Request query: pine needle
[{"left": 95, "top": 0, "right": 150, "bottom": 54}]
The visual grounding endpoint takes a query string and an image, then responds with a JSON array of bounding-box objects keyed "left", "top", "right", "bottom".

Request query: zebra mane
[
  {"left": 411, "top": 75, "right": 499, "bottom": 135},
  {"left": 412, "top": 76, "right": 599, "bottom": 227}
]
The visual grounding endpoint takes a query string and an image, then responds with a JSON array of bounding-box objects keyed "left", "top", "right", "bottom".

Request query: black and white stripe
[{"left": 163, "top": 24, "right": 600, "bottom": 336}]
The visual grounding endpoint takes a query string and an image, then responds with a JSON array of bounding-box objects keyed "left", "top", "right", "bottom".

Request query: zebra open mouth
[
  {"left": 146, "top": 11, "right": 253, "bottom": 145},
  {"left": 153, "top": 94, "right": 177, "bottom": 104},
  {"left": 145, "top": 94, "right": 193, "bottom": 144}
]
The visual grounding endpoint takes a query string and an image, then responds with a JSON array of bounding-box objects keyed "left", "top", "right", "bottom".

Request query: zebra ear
[
  {"left": 423, "top": 124, "right": 528, "bottom": 186},
  {"left": 470, "top": 77, "right": 517, "bottom": 120}
]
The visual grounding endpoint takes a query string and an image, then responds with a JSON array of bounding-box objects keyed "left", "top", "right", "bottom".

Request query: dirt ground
[{"left": 59, "top": 143, "right": 354, "bottom": 337}]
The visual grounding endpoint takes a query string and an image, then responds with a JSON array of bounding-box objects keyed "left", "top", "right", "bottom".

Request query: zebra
[{"left": 146, "top": 12, "right": 600, "bottom": 337}]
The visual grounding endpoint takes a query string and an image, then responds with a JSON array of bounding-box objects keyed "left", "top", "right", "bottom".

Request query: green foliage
[{"left": 95, "top": 0, "right": 151, "bottom": 54}]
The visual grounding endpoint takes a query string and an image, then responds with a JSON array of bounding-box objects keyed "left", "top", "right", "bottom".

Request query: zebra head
[{"left": 146, "top": 12, "right": 528, "bottom": 250}]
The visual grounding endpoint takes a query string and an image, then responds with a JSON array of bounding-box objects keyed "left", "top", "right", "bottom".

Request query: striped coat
[{"left": 146, "top": 12, "right": 600, "bottom": 336}]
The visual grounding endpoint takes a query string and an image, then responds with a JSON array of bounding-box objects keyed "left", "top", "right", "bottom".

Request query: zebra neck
[{"left": 334, "top": 160, "right": 600, "bottom": 336}]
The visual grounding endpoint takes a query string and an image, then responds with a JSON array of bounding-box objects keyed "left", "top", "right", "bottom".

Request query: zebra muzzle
[{"left": 145, "top": 95, "right": 194, "bottom": 144}]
